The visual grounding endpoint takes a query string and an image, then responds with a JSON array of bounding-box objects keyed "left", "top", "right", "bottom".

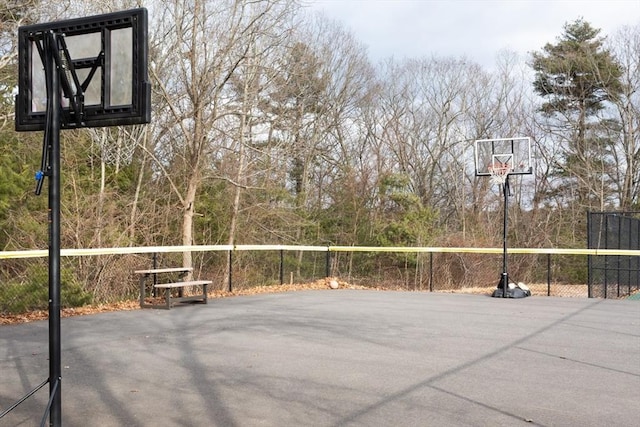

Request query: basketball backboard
[
  {"left": 15, "top": 8, "right": 150, "bottom": 131},
  {"left": 474, "top": 137, "right": 532, "bottom": 176}
]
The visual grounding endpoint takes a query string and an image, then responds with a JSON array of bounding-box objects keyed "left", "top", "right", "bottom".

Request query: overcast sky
[{"left": 306, "top": 0, "right": 640, "bottom": 67}]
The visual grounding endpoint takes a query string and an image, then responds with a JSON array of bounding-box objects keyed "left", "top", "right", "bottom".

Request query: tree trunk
[{"left": 182, "top": 177, "right": 198, "bottom": 280}]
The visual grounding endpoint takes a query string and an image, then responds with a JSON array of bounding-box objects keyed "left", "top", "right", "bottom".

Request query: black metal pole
[
  {"left": 500, "top": 176, "right": 509, "bottom": 297},
  {"left": 227, "top": 250, "right": 233, "bottom": 293},
  {"left": 429, "top": 252, "right": 433, "bottom": 292},
  {"left": 547, "top": 253, "right": 551, "bottom": 296},
  {"left": 46, "top": 32, "right": 62, "bottom": 427},
  {"left": 152, "top": 252, "right": 158, "bottom": 297},
  {"left": 604, "top": 215, "right": 609, "bottom": 299},
  {"left": 325, "top": 250, "right": 331, "bottom": 278},
  {"left": 279, "top": 249, "right": 284, "bottom": 285}
]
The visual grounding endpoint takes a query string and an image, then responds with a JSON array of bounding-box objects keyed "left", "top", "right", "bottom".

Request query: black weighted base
[{"left": 492, "top": 286, "right": 531, "bottom": 298}]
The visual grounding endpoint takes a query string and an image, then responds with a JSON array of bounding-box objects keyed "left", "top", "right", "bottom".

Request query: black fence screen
[{"left": 587, "top": 211, "right": 640, "bottom": 298}]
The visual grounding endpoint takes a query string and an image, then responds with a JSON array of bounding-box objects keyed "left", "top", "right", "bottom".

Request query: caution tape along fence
[{"left": 1, "top": 245, "right": 639, "bottom": 316}]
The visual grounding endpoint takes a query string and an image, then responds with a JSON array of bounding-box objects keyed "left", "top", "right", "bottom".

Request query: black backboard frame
[{"left": 15, "top": 8, "right": 150, "bottom": 131}]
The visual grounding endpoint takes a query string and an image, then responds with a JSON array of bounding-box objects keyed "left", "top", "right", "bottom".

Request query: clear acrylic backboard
[
  {"left": 15, "top": 8, "right": 150, "bottom": 131},
  {"left": 474, "top": 137, "right": 532, "bottom": 176}
]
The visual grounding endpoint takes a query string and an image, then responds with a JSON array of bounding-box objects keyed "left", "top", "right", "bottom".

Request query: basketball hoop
[
  {"left": 473, "top": 137, "right": 531, "bottom": 178},
  {"left": 488, "top": 163, "right": 512, "bottom": 186},
  {"left": 473, "top": 137, "right": 533, "bottom": 300}
]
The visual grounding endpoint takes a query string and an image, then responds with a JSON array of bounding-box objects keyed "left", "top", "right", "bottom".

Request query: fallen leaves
[
  {"left": 0, "top": 278, "right": 368, "bottom": 325},
  {"left": 0, "top": 301, "right": 140, "bottom": 325},
  {"left": 4, "top": 279, "right": 583, "bottom": 326}
]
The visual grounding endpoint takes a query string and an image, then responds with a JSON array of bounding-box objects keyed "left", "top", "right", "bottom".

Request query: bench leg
[
  {"left": 165, "top": 288, "right": 172, "bottom": 309},
  {"left": 139, "top": 275, "right": 147, "bottom": 308},
  {"left": 203, "top": 284, "right": 208, "bottom": 304},
  {"left": 178, "top": 271, "right": 187, "bottom": 299}
]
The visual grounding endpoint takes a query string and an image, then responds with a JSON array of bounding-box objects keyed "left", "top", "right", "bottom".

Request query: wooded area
[{"left": 1, "top": 0, "right": 639, "bottom": 304}]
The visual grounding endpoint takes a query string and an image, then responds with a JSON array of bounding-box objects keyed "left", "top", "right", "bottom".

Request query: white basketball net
[
  {"left": 488, "top": 162, "right": 512, "bottom": 186},
  {"left": 88, "top": 127, "right": 139, "bottom": 167}
]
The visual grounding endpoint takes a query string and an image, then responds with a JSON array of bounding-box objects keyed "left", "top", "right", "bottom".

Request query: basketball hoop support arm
[{"left": 35, "top": 31, "right": 87, "bottom": 195}]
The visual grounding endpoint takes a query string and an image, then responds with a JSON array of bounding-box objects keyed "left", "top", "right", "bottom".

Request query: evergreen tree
[{"left": 531, "top": 19, "right": 624, "bottom": 210}]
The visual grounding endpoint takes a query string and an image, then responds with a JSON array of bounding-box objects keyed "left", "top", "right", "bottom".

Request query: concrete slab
[{"left": 1, "top": 291, "right": 639, "bottom": 426}]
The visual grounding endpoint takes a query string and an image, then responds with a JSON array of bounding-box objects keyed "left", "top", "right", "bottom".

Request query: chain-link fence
[
  {"left": 2, "top": 246, "right": 638, "bottom": 318},
  {"left": 330, "top": 250, "right": 591, "bottom": 297},
  {"left": 588, "top": 211, "right": 640, "bottom": 298}
]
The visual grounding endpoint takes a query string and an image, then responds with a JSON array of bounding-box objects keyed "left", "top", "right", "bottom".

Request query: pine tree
[{"left": 531, "top": 19, "right": 624, "bottom": 210}]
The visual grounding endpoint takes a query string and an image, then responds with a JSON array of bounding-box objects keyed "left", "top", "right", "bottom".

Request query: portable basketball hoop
[
  {"left": 11, "top": 9, "right": 150, "bottom": 426},
  {"left": 474, "top": 138, "right": 532, "bottom": 298}
]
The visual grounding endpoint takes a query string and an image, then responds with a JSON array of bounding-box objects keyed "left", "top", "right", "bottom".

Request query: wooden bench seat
[
  {"left": 153, "top": 280, "right": 212, "bottom": 289},
  {"left": 152, "top": 280, "right": 212, "bottom": 309},
  {"left": 135, "top": 267, "right": 212, "bottom": 309}
]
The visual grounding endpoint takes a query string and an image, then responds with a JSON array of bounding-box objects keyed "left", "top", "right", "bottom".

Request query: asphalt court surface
[{"left": 1, "top": 290, "right": 639, "bottom": 426}]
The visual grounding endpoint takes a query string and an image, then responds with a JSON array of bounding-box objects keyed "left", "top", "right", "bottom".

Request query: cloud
[{"left": 308, "top": 0, "right": 640, "bottom": 66}]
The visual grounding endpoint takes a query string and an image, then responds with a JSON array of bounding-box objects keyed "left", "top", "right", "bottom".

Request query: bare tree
[
  {"left": 375, "top": 57, "right": 485, "bottom": 237},
  {"left": 295, "top": 14, "right": 377, "bottom": 243},
  {"left": 609, "top": 24, "right": 640, "bottom": 209},
  {"left": 149, "top": 0, "right": 297, "bottom": 273}
]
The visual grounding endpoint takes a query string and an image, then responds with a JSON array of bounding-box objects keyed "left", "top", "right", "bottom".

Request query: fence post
[
  {"left": 429, "top": 252, "right": 433, "bottom": 292},
  {"left": 152, "top": 252, "right": 158, "bottom": 297},
  {"left": 279, "top": 249, "right": 284, "bottom": 285},
  {"left": 325, "top": 249, "right": 331, "bottom": 278},
  {"left": 547, "top": 253, "right": 551, "bottom": 296},
  {"left": 604, "top": 215, "right": 609, "bottom": 299},
  {"left": 228, "top": 250, "right": 233, "bottom": 293},
  {"left": 587, "top": 212, "right": 602, "bottom": 298}
]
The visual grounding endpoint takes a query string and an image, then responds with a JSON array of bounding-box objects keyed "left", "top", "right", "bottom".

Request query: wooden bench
[{"left": 135, "top": 267, "right": 212, "bottom": 309}]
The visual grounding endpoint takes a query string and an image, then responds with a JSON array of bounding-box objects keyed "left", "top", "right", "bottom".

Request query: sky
[{"left": 306, "top": 0, "right": 640, "bottom": 67}]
